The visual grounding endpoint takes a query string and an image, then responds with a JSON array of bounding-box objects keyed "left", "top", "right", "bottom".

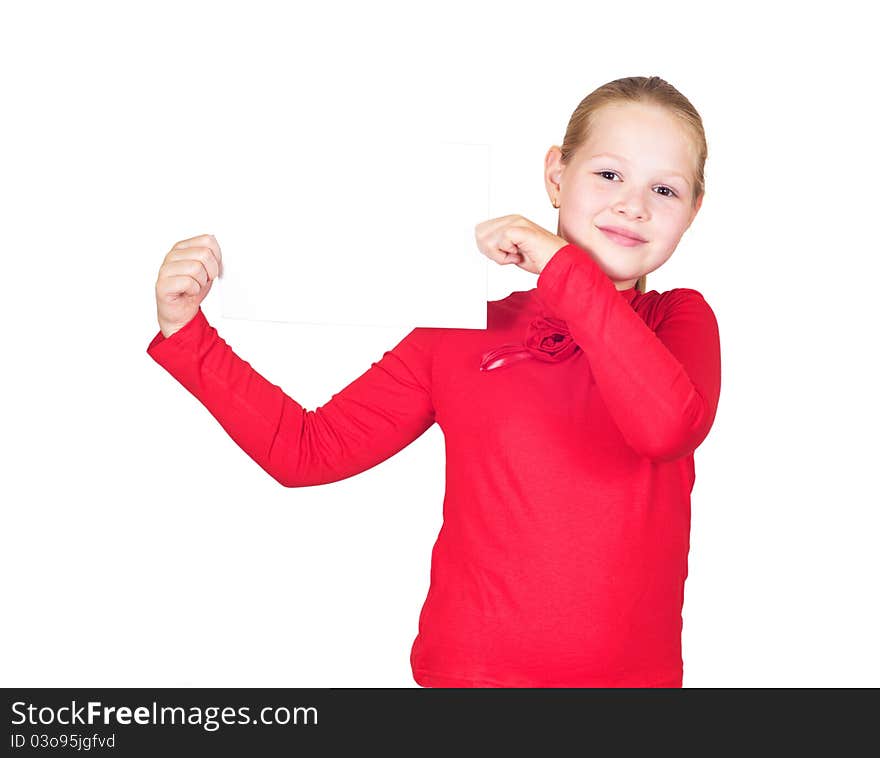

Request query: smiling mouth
[{"left": 598, "top": 228, "right": 647, "bottom": 247}]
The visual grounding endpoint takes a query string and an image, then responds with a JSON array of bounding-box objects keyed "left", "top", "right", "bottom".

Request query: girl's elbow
[
  {"left": 645, "top": 390, "right": 717, "bottom": 461},
  {"left": 640, "top": 417, "right": 713, "bottom": 463},
  {"left": 275, "top": 463, "right": 361, "bottom": 488}
]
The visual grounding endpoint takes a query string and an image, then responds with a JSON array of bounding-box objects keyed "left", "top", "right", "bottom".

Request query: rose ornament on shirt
[{"left": 480, "top": 315, "right": 579, "bottom": 372}]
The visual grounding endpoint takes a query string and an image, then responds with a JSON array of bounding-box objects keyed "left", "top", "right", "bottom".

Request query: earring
[{"left": 552, "top": 197, "right": 559, "bottom": 209}]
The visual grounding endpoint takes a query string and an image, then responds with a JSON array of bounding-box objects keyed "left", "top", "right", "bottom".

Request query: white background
[{"left": 1, "top": 0, "right": 878, "bottom": 688}]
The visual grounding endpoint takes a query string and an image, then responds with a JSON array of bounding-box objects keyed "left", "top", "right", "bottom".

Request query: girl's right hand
[{"left": 155, "top": 234, "right": 223, "bottom": 338}]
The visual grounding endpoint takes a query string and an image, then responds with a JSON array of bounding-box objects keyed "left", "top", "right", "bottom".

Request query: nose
[{"left": 612, "top": 189, "right": 648, "bottom": 220}]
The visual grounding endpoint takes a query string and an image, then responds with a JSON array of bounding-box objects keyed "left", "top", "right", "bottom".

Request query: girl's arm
[
  {"left": 536, "top": 243, "right": 721, "bottom": 462},
  {"left": 146, "top": 307, "right": 437, "bottom": 487}
]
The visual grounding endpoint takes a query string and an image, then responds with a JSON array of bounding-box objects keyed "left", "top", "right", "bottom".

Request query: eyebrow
[{"left": 588, "top": 152, "right": 691, "bottom": 185}]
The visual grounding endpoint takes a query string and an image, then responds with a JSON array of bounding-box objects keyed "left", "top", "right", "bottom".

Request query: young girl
[{"left": 148, "top": 76, "right": 721, "bottom": 688}]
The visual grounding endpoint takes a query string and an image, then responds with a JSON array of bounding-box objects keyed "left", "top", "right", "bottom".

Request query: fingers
[
  {"left": 172, "top": 234, "right": 223, "bottom": 278},
  {"left": 474, "top": 216, "right": 547, "bottom": 275},
  {"left": 474, "top": 214, "right": 521, "bottom": 243},
  {"left": 162, "top": 258, "right": 212, "bottom": 290},
  {"left": 474, "top": 215, "right": 529, "bottom": 257},
  {"left": 475, "top": 214, "right": 521, "bottom": 230},
  {"left": 165, "top": 244, "right": 221, "bottom": 282},
  {"left": 159, "top": 273, "right": 203, "bottom": 297}
]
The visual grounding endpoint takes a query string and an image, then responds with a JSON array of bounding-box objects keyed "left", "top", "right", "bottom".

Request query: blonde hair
[{"left": 559, "top": 76, "right": 707, "bottom": 293}]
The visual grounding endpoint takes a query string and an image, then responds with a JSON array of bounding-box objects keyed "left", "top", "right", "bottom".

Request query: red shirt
[{"left": 147, "top": 242, "right": 721, "bottom": 687}]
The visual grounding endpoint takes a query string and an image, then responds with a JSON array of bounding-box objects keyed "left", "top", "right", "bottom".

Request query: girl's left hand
[{"left": 474, "top": 215, "right": 569, "bottom": 275}]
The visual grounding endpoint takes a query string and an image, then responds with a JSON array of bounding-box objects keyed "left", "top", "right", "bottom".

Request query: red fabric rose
[
  {"left": 480, "top": 315, "right": 580, "bottom": 371},
  {"left": 523, "top": 316, "right": 579, "bottom": 362}
]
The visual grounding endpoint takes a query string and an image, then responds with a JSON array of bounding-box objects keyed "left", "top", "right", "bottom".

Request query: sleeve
[
  {"left": 146, "top": 307, "right": 438, "bottom": 487},
  {"left": 536, "top": 243, "right": 721, "bottom": 462}
]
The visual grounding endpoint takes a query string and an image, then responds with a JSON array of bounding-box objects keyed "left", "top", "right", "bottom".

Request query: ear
[{"left": 544, "top": 146, "right": 564, "bottom": 201}]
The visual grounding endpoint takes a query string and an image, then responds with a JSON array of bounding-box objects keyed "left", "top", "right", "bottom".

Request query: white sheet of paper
[{"left": 217, "top": 140, "right": 489, "bottom": 329}]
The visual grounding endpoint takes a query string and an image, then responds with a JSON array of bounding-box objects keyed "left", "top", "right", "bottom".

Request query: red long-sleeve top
[{"left": 146, "top": 242, "right": 721, "bottom": 687}]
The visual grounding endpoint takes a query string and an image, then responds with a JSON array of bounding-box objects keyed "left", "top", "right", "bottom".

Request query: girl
[{"left": 148, "top": 76, "right": 721, "bottom": 688}]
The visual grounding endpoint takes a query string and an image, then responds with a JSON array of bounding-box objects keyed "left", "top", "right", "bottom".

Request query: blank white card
[{"left": 218, "top": 140, "right": 490, "bottom": 329}]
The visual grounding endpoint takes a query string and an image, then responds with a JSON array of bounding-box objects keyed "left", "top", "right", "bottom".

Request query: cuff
[
  {"left": 537, "top": 243, "right": 585, "bottom": 289},
  {"left": 146, "top": 307, "right": 210, "bottom": 357},
  {"left": 535, "top": 243, "right": 602, "bottom": 317}
]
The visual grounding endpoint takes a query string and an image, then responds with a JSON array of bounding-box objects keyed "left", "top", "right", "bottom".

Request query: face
[{"left": 545, "top": 101, "right": 702, "bottom": 290}]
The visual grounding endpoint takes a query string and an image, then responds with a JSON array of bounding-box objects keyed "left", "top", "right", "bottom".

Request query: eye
[{"left": 596, "top": 171, "right": 678, "bottom": 198}]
